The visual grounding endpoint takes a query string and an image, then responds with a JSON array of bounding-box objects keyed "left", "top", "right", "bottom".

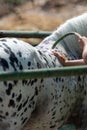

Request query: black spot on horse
[
  {"left": 3, "top": 43, "right": 20, "bottom": 71},
  {"left": 0, "top": 97, "right": 3, "bottom": 102},
  {"left": 16, "top": 94, "right": 22, "bottom": 102},
  {"left": 0, "top": 115, "right": 6, "bottom": 119},
  {"left": 52, "top": 111, "right": 56, "bottom": 116},
  {"left": 13, "top": 40, "right": 17, "bottom": 44},
  {"left": 0, "top": 58, "right": 9, "bottom": 71},
  {"left": 0, "top": 39, "right": 7, "bottom": 42},
  {"left": 37, "top": 62, "right": 41, "bottom": 68},
  {"left": 30, "top": 79, "right": 37, "bottom": 86},
  {"left": 8, "top": 99, "right": 15, "bottom": 108},
  {"left": 50, "top": 125, "right": 56, "bottom": 128},
  {"left": 38, "top": 50, "right": 43, "bottom": 55},
  {"left": 35, "top": 87, "right": 38, "bottom": 96},
  {"left": 13, "top": 80, "right": 18, "bottom": 85},
  {"left": 3, "top": 81, "right": 7, "bottom": 86},
  {"left": 17, "top": 51, "right": 22, "bottom": 57},
  {"left": 22, "top": 80, "right": 28, "bottom": 85},
  {"left": 23, "top": 97, "right": 29, "bottom": 107},
  {"left": 9, "top": 52, "right": 19, "bottom": 71},
  {"left": 14, "top": 122, "right": 17, "bottom": 125},
  {"left": 6, "top": 83, "right": 13, "bottom": 96},
  {"left": 78, "top": 76, "right": 81, "bottom": 82},
  {"left": 19, "top": 64, "right": 23, "bottom": 70},
  {"left": 17, "top": 103, "right": 22, "bottom": 111},
  {"left": 3, "top": 43, "right": 11, "bottom": 51},
  {"left": 12, "top": 93, "right": 15, "bottom": 98},
  {"left": 21, "top": 117, "right": 28, "bottom": 125},
  {"left": 24, "top": 107, "right": 27, "bottom": 112},
  {"left": 4, "top": 48, "right": 10, "bottom": 54},
  {"left": 30, "top": 95, "right": 34, "bottom": 101},
  {"left": 5, "top": 112, "right": 9, "bottom": 116},
  {"left": 11, "top": 112, "right": 16, "bottom": 117},
  {"left": 28, "top": 61, "right": 31, "bottom": 67},
  {"left": 41, "top": 79, "right": 44, "bottom": 83}
]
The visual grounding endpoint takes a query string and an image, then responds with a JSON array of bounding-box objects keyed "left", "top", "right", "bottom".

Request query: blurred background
[
  {"left": 0, "top": 0, "right": 87, "bottom": 31},
  {"left": 0, "top": 0, "right": 87, "bottom": 44}
]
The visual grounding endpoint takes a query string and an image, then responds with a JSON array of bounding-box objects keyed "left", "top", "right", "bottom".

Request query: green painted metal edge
[
  {"left": 59, "top": 124, "right": 76, "bottom": 130},
  {"left": 0, "top": 30, "right": 52, "bottom": 38},
  {"left": 52, "top": 32, "right": 75, "bottom": 49},
  {"left": 0, "top": 65, "right": 87, "bottom": 81}
]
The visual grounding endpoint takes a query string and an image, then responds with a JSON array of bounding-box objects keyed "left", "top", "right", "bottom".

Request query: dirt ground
[
  {"left": 0, "top": 0, "right": 87, "bottom": 130},
  {"left": 0, "top": 0, "right": 87, "bottom": 31}
]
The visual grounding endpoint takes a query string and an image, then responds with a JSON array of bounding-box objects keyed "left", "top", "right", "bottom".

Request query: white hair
[{"left": 41, "top": 13, "right": 87, "bottom": 59}]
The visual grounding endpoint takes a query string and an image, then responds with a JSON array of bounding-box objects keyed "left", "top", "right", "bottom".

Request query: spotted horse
[{"left": 0, "top": 13, "right": 87, "bottom": 130}]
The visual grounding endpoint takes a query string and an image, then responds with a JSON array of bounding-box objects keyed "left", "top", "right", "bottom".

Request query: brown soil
[
  {"left": 0, "top": 0, "right": 87, "bottom": 31},
  {"left": 0, "top": 0, "right": 87, "bottom": 44}
]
